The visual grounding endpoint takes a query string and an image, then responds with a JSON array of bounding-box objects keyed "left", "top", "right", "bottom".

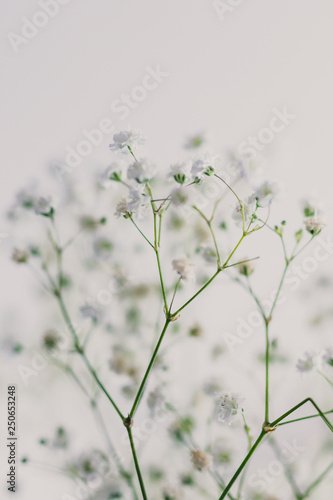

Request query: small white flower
[
  {"left": 190, "top": 153, "right": 216, "bottom": 181},
  {"left": 79, "top": 303, "right": 101, "bottom": 323},
  {"left": 168, "top": 163, "right": 191, "bottom": 184},
  {"left": 254, "top": 180, "right": 280, "bottom": 207},
  {"left": 98, "top": 162, "right": 123, "bottom": 188},
  {"left": 114, "top": 198, "right": 131, "bottom": 218},
  {"left": 109, "top": 130, "right": 145, "bottom": 152},
  {"left": 34, "top": 196, "right": 53, "bottom": 216},
  {"left": 127, "top": 186, "right": 150, "bottom": 221},
  {"left": 232, "top": 195, "right": 257, "bottom": 227},
  {"left": 296, "top": 350, "right": 322, "bottom": 374},
  {"left": 172, "top": 257, "right": 195, "bottom": 281},
  {"left": 304, "top": 216, "right": 325, "bottom": 236},
  {"left": 12, "top": 248, "right": 29, "bottom": 263},
  {"left": 190, "top": 449, "right": 212, "bottom": 471},
  {"left": 127, "top": 159, "right": 156, "bottom": 184},
  {"left": 217, "top": 393, "right": 243, "bottom": 424}
]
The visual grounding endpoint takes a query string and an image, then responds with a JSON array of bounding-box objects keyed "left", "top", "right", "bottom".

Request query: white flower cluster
[
  {"left": 172, "top": 257, "right": 195, "bottom": 282},
  {"left": 11, "top": 186, "right": 55, "bottom": 217},
  {"left": 109, "top": 130, "right": 145, "bottom": 152},
  {"left": 217, "top": 392, "right": 243, "bottom": 424},
  {"left": 168, "top": 154, "right": 216, "bottom": 185}
]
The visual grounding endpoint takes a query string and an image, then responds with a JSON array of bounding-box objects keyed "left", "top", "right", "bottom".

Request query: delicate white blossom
[
  {"left": 254, "top": 180, "right": 280, "bottom": 207},
  {"left": 190, "top": 154, "right": 216, "bottom": 181},
  {"left": 114, "top": 198, "right": 131, "bottom": 218},
  {"left": 296, "top": 351, "right": 322, "bottom": 374},
  {"left": 232, "top": 195, "right": 257, "bottom": 227},
  {"left": 172, "top": 257, "right": 195, "bottom": 281},
  {"left": 127, "top": 159, "right": 156, "bottom": 183},
  {"left": 190, "top": 449, "right": 212, "bottom": 471},
  {"left": 34, "top": 196, "right": 54, "bottom": 216},
  {"left": 127, "top": 185, "right": 150, "bottom": 221},
  {"left": 217, "top": 393, "right": 243, "bottom": 424},
  {"left": 109, "top": 130, "right": 145, "bottom": 152},
  {"left": 98, "top": 162, "right": 123, "bottom": 188},
  {"left": 304, "top": 216, "right": 325, "bottom": 236},
  {"left": 168, "top": 163, "right": 191, "bottom": 184}
]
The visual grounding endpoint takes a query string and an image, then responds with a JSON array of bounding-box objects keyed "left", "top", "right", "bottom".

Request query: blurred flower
[
  {"left": 127, "top": 159, "right": 156, "bottom": 184},
  {"left": 127, "top": 186, "right": 150, "bottom": 221},
  {"left": 79, "top": 303, "right": 102, "bottom": 323},
  {"left": 168, "top": 163, "right": 191, "bottom": 184},
  {"left": 162, "top": 484, "right": 184, "bottom": 500},
  {"left": 304, "top": 216, "right": 325, "bottom": 236},
  {"left": 254, "top": 180, "right": 280, "bottom": 207},
  {"left": 238, "top": 260, "right": 255, "bottom": 277},
  {"left": 217, "top": 393, "right": 243, "bottom": 424},
  {"left": 190, "top": 154, "right": 216, "bottom": 182},
  {"left": 190, "top": 449, "right": 212, "bottom": 471},
  {"left": 322, "top": 347, "right": 333, "bottom": 367},
  {"left": 114, "top": 198, "right": 131, "bottom": 218},
  {"left": 42, "top": 329, "right": 61, "bottom": 351},
  {"left": 109, "top": 130, "right": 145, "bottom": 152},
  {"left": 34, "top": 196, "right": 54, "bottom": 216},
  {"left": 12, "top": 248, "right": 29, "bottom": 263},
  {"left": 199, "top": 245, "right": 217, "bottom": 264},
  {"left": 147, "top": 386, "right": 165, "bottom": 413},
  {"left": 184, "top": 133, "right": 205, "bottom": 150},
  {"left": 232, "top": 196, "right": 256, "bottom": 227},
  {"left": 98, "top": 162, "right": 123, "bottom": 187},
  {"left": 93, "top": 237, "right": 114, "bottom": 259},
  {"left": 189, "top": 323, "right": 204, "bottom": 338},
  {"left": 79, "top": 215, "right": 106, "bottom": 231},
  {"left": 170, "top": 186, "right": 191, "bottom": 207},
  {"left": 296, "top": 350, "right": 322, "bottom": 374},
  {"left": 172, "top": 257, "right": 195, "bottom": 281}
]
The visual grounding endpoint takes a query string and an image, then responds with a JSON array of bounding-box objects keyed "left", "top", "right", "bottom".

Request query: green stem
[
  {"left": 301, "top": 461, "right": 333, "bottom": 498},
  {"left": 171, "top": 269, "right": 221, "bottom": 317},
  {"left": 193, "top": 205, "right": 221, "bottom": 267},
  {"left": 268, "top": 263, "right": 289, "bottom": 320},
  {"left": 130, "top": 217, "right": 154, "bottom": 249},
  {"left": 56, "top": 293, "right": 125, "bottom": 421},
  {"left": 278, "top": 409, "right": 333, "bottom": 426},
  {"left": 218, "top": 431, "right": 266, "bottom": 499},
  {"left": 130, "top": 319, "right": 170, "bottom": 418},
  {"left": 264, "top": 319, "right": 270, "bottom": 423},
  {"left": 127, "top": 427, "right": 148, "bottom": 500},
  {"left": 270, "top": 398, "right": 333, "bottom": 432}
]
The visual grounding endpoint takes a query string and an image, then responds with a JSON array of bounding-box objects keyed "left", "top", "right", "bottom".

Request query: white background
[{"left": 1, "top": 1, "right": 333, "bottom": 499}]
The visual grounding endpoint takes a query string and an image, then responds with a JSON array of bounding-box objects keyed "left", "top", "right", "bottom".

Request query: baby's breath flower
[
  {"left": 304, "top": 216, "right": 325, "bottom": 236},
  {"left": 34, "top": 196, "right": 54, "bottom": 216},
  {"left": 127, "top": 159, "right": 156, "bottom": 184},
  {"left": 79, "top": 303, "right": 101, "bottom": 323},
  {"left": 189, "top": 322, "right": 204, "bottom": 338},
  {"left": 127, "top": 186, "right": 150, "bottom": 221},
  {"left": 254, "top": 180, "right": 280, "bottom": 207},
  {"left": 172, "top": 257, "right": 195, "bottom": 281},
  {"left": 232, "top": 196, "right": 256, "bottom": 227},
  {"left": 109, "top": 130, "right": 145, "bottom": 152},
  {"left": 296, "top": 350, "right": 322, "bottom": 374},
  {"left": 168, "top": 163, "right": 191, "bottom": 184},
  {"left": 98, "top": 162, "right": 123, "bottom": 188},
  {"left": 190, "top": 449, "right": 212, "bottom": 471},
  {"left": 114, "top": 198, "right": 131, "bottom": 219},
  {"left": 190, "top": 154, "right": 216, "bottom": 182},
  {"left": 217, "top": 393, "right": 243, "bottom": 424},
  {"left": 12, "top": 248, "right": 29, "bottom": 263}
]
